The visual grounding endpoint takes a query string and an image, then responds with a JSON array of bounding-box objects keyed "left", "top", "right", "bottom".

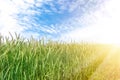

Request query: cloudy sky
[{"left": 0, "top": 0, "right": 120, "bottom": 44}]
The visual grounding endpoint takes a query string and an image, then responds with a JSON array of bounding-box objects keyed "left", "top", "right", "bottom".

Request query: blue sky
[{"left": 0, "top": 0, "right": 120, "bottom": 44}]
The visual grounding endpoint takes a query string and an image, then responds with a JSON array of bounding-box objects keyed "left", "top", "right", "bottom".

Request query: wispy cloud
[
  {"left": 0, "top": 0, "right": 43, "bottom": 38},
  {"left": 61, "top": 0, "right": 120, "bottom": 44},
  {"left": 0, "top": 0, "right": 110, "bottom": 42},
  {"left": 0, "top": 0, "right": 24, "bottom": 36}
]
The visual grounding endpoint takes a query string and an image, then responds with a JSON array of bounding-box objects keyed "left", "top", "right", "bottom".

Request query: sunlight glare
[{"left": 63, "top": 0, "right": 120, "bottom": 45}]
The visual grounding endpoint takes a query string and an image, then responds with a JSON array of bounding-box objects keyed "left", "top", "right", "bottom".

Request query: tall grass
[{"left": 0, "top": 34, "right": 111, "bottom": 80}]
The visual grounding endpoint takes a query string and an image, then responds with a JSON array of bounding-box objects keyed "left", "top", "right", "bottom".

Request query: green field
[{"left": 0, "top": 35, "right": 120, "bottom": 80}]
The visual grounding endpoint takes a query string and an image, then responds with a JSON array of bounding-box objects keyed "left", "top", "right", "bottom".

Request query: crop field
[{"left": 0, "top": 35, "right": 120, "bottom": 80}]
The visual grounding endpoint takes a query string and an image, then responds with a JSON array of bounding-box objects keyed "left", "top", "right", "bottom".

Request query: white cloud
[
  {"left": 0, "top": 0, "right": 21, "bottom": 36},
  {"left": 1, "top": 0, "right": 114, "bottom": 42},
  {"left": 0, "top": 0, "right": 61, "bottom": 38},
  {"left": 61, "top": 0, "right": 120, "bottom": 44},
  {"left": 0, "top": 0, "right": 44, "bottom": 37}
]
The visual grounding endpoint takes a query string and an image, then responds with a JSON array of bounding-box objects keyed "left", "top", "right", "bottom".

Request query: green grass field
[{"left": 0, "top": 35, "right": 120, "bottom": 80}]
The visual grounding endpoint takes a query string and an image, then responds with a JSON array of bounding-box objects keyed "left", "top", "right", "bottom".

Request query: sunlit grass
[
  {"left": 0, "top": 34, "right": 120, "bottom": 80},
  {"left": 89, "top": 46, "right": 120, "bottom": 80}
]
